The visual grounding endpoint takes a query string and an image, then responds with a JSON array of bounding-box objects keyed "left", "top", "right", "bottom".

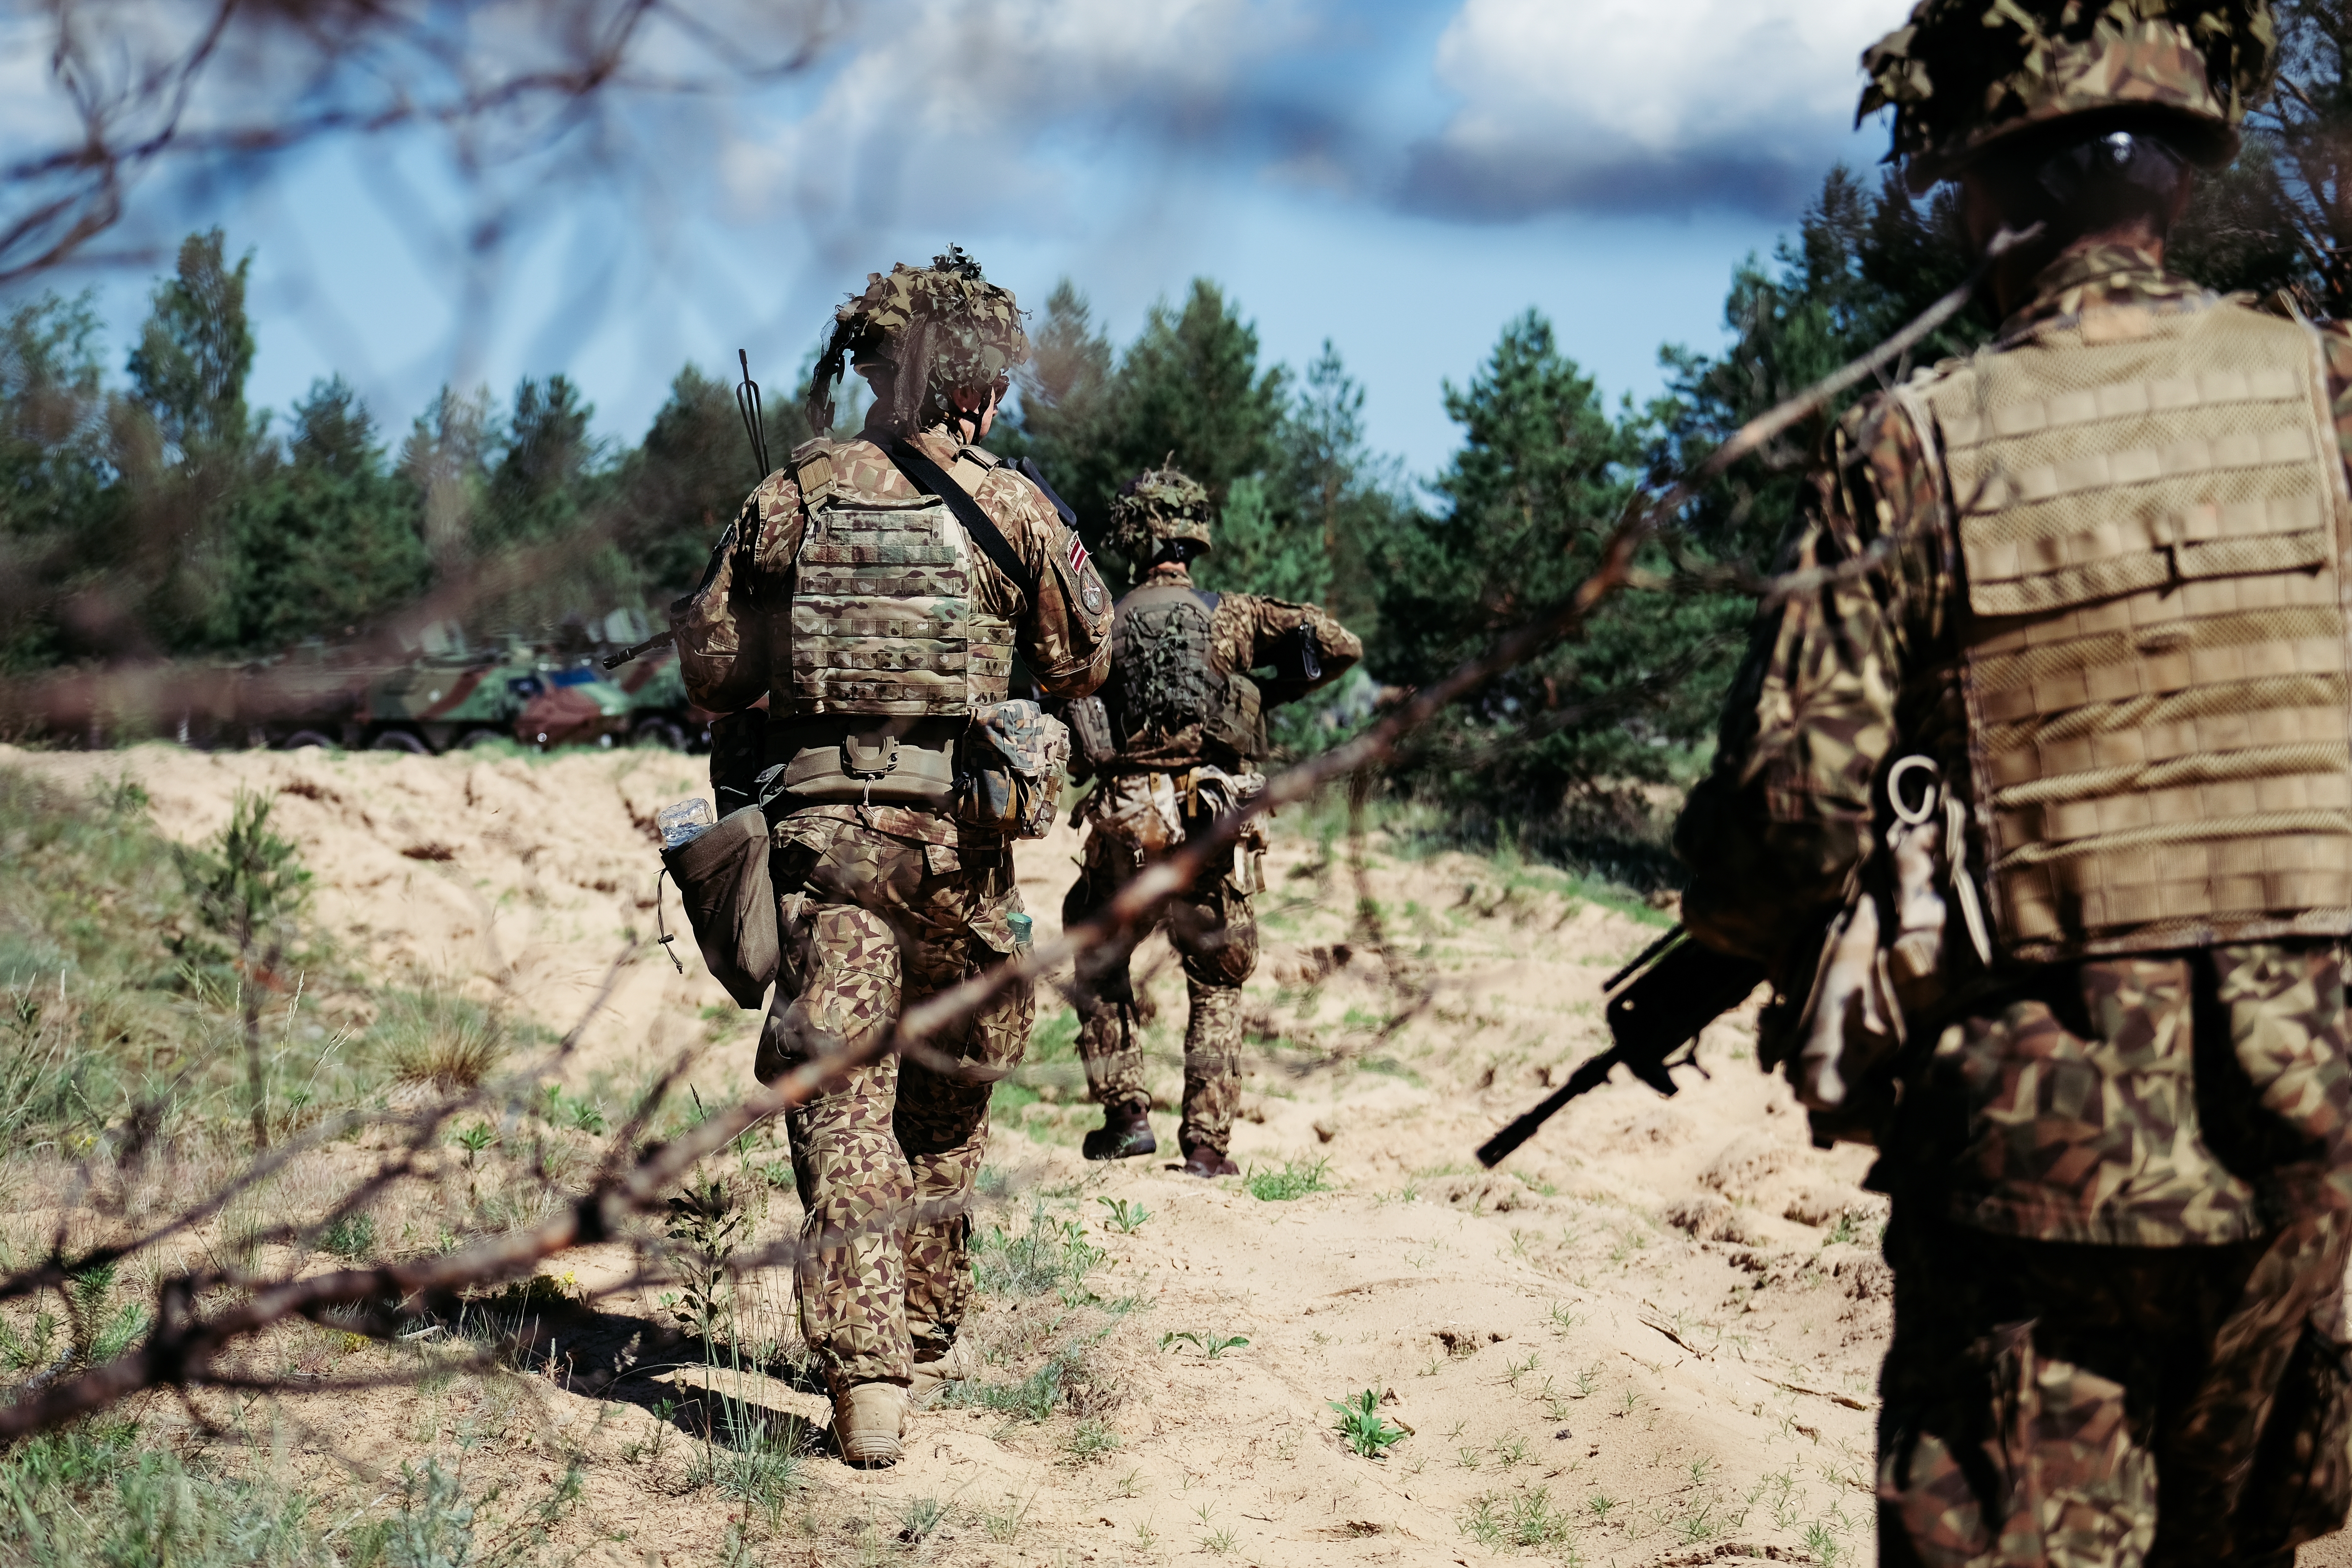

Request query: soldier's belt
[{"left": 773, "top": 716, "right": 961, "bottom": 804}]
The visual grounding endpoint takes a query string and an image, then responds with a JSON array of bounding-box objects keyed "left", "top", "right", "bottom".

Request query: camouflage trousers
[
  {"left": 754, "top": 810, "right": 1032, "bottom": 1393},
  {"left": 1877, "top": 1207, "right": 2352, "bottom": 1567},
  {"left": 1062, "top": 816, "right": 1258, "bottom": 1157}
]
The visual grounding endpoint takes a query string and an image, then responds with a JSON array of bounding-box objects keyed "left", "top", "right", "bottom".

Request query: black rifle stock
[{"left": 1475, "top": 927, "right": 1766, "bottom": 1168}]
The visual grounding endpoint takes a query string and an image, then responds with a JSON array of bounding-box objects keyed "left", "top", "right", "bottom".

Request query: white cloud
[
  {"left": 1409, "top": 0, "right": 1915, "bottom": 215},
  {"left": 717, "top": 0, "right": 1312, "bottom": 232}
]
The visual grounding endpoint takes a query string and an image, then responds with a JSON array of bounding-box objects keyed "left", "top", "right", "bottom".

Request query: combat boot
[
  {"left": 832, "top": 1381, "right": 907, "bottom": 1467},
  {"left": 908, "top": 1341, "right": 974, "bottom": 1404},
  {"left": 1082, "top": 1103, "right": 1157, "bottom": 1161},
  {"left": 1179, "top": 1140, "right": 1238, "bottom": 1178}
]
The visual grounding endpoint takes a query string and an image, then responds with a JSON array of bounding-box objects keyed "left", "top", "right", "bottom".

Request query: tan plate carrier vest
[
  {"left": 772, "top": 441, "right": 1014, "bottom": 804},
  {"left": 1909, "top": 296, "right": 2352, "bottom": 961}
]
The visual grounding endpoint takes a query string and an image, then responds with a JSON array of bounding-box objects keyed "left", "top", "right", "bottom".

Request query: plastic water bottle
[
  {"left": 658, "top": 798, "right": 717, "bottom": 850},
  {"left": 1008, "top": 912, "right": 1034, "bottom": 952}
]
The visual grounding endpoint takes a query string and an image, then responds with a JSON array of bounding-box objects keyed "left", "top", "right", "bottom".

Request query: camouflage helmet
[
  {"left": 1859, "top": 0, "right": 2277, "bottom": 192},
  {"left": 1109, "top": 467, "right": 1213, "bottom": 558},
  {"left": 808, "top": 246, "right": 1029, "bottom": 435}
]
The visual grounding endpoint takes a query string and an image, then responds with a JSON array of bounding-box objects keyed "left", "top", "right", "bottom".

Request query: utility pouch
[
  {"left": 1203, "top": 672, "right": 1264, "bottom": 759},
  {"left": 1781, "top": 755, "right": 1992, "bottom": 1138},
  {"left": 956, "top": 700, "right": 1070, "bottom": 839},
  {"left": 662, "top": 796, "right": 778, "bottom": 1009},
  {"left": 1068, "top": 695, "right": 1118, "bottom": 767}
]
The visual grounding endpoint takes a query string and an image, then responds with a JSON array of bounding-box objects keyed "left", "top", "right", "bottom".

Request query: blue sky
[{"left": 17, "top": 0, "right": 1915, "bottom": 484}]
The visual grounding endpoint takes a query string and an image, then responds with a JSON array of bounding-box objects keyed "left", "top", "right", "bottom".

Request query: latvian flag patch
[{"left": 1068, "top": 533, "right": 1091, "bottom": 574}]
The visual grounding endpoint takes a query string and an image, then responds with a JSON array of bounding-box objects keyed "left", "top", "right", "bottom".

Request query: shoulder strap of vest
[
  {"left": 792, "top": 440, "right": 838, "bottom": 510},
  {"left": 888, "top": 438, "right": 1040, "bottom": 600}
]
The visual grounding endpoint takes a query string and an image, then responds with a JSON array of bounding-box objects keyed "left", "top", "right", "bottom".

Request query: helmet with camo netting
[
  {"left": 1109, "top": 466, "right": 1213, "bottom": 559},
  {"left": 1859, "top": 0, "right": 2277, "bottom": 192},
  {"left": 807, "top": 246, "right": 1029, "bottom": 435}
]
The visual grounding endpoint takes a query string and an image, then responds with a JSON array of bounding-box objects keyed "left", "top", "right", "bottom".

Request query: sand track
[{"left": 11, "top": 743, "right": 2330, "bottom": 1565}]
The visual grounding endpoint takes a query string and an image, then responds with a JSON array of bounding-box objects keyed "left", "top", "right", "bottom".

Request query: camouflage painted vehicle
[
  {"left": 582, "top": 607, "right": 711, "bottom": 750},
  {"left": 607, "top": 646, "right": 712, "bottom": 751},
  {"left": 519, "top": 663, "right": 630, "bottom": 750},
  {"left": 355, "top": 651, "right": 528, "bottom": 753}
]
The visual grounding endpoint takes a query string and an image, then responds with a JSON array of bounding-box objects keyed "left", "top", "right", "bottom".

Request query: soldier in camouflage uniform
[
  {"left": 1676, "top": 5, "right": 2352, "bottom": 1562},
  {"left": 1063, "top": 467, "right": 1361, "bottom": 1177},
  {"left": 673, "top": 248, "right": 1112, "bottom": 1467}
]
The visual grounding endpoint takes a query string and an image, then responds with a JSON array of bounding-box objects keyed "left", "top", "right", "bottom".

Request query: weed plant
[
  {"left": 1245, "top": 1156, "right": 1333, "bottom": 1202},
  {"left": 1328, "top": 1389, "right": 1409, "bottom": 1458}
]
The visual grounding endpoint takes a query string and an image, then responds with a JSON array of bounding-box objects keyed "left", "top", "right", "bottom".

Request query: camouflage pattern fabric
[
  {"left": 1108, "top": 467, "right": 1215, "bottom": 558},
  {"left": 1859, "top": 1, "right": 2276, "bottom": 189},
  {"left": 1063, "top": 806, "right": 1260, "bottom": 1156},
  {"left": 673, "top": 422, "right": 1112, "bottom": 720},
  {"left": 675, "top": 389, "right": 1107, "bottom": 1395},
  {"left": 1677, "top": 244, "right": 2352, "bottom": 1247},
  {"left": 756, "top": 810, "right": 1033, "bottom": 1390},
  {"left": 1679, "top": 241, "right": 2352, "bottom": 1560},
  {"left": 1091, "top": 559, "right": 1362, "bottom": 775},
  {"left": 1877, "top": 1207, "right": 2349, "bottom": 1565}
]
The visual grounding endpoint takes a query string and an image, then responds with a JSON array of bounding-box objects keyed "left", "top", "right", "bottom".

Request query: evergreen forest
[{"left": 5, "top": 0, "right": 2351, "bottom": 877}]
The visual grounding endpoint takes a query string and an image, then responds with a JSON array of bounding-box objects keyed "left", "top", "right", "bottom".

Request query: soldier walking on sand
[
  {"left": 1065, "top": 467, "right": 1360, "bottom": 1177},
  {"left": 1675, "top": 3, "right": 2352, "bottom": 1562},
  {"left": 671, "top": 248, "right": 1112, "bottom": 1467}
]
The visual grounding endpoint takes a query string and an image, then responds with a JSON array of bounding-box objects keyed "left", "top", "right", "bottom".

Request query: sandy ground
[{"left": 6, "top": 742, "right": 2346, "bottom": 1568}]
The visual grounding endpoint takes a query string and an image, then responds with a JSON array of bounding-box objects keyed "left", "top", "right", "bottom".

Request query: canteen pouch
[
  {"left": 957, "top": 699, "right": 1070, "bottom": 839},
  {"left": 662, "top": 801, "right": 777, "bottom": 1009}
]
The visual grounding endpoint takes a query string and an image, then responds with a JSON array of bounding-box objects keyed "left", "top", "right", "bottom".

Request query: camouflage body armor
[
  {"left": 1909, "top": 298, "right": 2352, "bottom": 960},
  {"left": 773, "top": 440, "right": 1015, "bottom": 803},
  {"left": 1107, "top": 583, "right": 1263, "bottom": 764}
]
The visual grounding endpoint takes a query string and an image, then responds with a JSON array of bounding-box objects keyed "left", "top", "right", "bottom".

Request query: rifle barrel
[{"left": 601, "top": 630, "right": 676, "bottom": 670}]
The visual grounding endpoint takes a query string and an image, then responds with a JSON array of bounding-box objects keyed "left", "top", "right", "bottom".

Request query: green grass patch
[{"left": 1245, "top": 1157, "right": 1333, "bottom": 1202}]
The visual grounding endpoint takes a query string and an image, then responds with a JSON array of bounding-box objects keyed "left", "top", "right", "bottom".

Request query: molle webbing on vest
[
  {"left": 783, "top": 488, "right": 1014, "bottom": 718},
  {"left": 1930, "top": 299, "right": 2352, "bottom": 960}
]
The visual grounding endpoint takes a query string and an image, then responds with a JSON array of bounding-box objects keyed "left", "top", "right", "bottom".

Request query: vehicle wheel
[
  {"left": 454, "top": 728, "right": 504, "bottom": 750},
  {"left": 369, "top": 729, "right": 430, "bottom": 754},
  {"left": 280, "top": 730, "right": 338, "bottom": 751},
  {"left": 633, "top": 718, "right": 687, "bottom": 750}
]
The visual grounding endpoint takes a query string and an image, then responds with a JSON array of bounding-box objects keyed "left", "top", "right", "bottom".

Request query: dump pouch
[{"left": 661, "top": 802, "right": 777, "bottom": 1009}]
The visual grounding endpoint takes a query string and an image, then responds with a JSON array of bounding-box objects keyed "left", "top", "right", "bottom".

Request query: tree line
[{"left": 3, "top": 2, "right": 2347, "bottom": 871}]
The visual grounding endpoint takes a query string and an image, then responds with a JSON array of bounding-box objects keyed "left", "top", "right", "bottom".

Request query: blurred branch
[{"left": 3, "top": 0, "right": 845, "bottom": 285}]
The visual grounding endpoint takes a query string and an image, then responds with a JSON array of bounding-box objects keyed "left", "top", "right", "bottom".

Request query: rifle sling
[{"left": 888, "top": 439, "right": 1040, "bottom": 601}]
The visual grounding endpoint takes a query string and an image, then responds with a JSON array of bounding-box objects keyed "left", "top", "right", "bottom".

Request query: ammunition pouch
[
  {"left": 773, "top": 717, "right": 962, "bottom": 805},
  {"left": 662, "top": 798, "right": 779, "bottom": 1010}
]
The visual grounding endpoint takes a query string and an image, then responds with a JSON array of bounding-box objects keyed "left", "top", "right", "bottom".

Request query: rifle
[
  {"left": 1475, "top": 927, "right": 1767, "bottom": 1168},
  {"left": 605, "top": 350, "right": 772, "bottom": 673}
]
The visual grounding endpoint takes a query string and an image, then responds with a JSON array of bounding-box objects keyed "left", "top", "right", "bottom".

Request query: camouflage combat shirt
[
  {"left": 1677, "top": 242, "right": 2352, "bottom": 1247},
  {"left": 673, "top": 419, "right": 1113, "bottom": 847},
  {"left": 1102, "top": 560, "right": 1364, "bottom": 774}
]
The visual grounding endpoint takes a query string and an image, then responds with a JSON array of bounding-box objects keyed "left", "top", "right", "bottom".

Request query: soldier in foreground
[
  {"left": 672, "top": 250, "right": 1112, "bottom": 1467},
  {"left": 1675, "top": 3, "right": 2352, "bottom": 1561},
  {"left": 1066, "top": 469, "right": 1360, "bottom": 1176}
]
